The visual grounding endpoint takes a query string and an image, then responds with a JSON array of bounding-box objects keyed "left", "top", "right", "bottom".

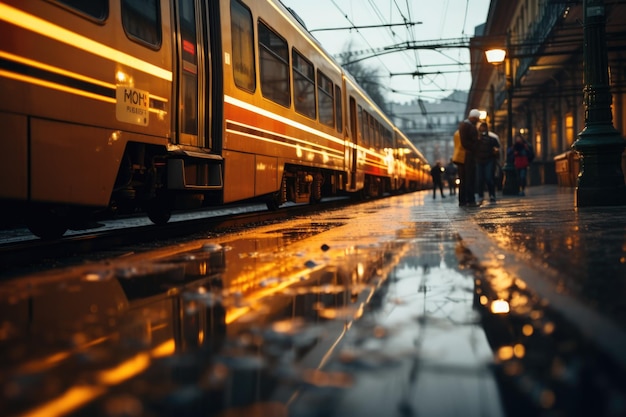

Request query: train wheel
[
  {"left": 310, "top": 172, "right": 323, "bottom": 204},
  {"left": 266, "top": 193, "right": 281, "bottom": 211},
  {"left": 265, "top": 190, "right": 287, "bottom": 211},
  {"left": 146, "top": 197, "right": 172, "bottom": 225},
  {"left": 266, "top": 174, "right": 287, "bottom": 211},
  {"left": 27, "top": 208, "right": 68, "bottom": 239}
]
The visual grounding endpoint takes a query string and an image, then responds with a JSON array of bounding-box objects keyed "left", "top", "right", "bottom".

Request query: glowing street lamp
[{"left": 484, "top": 48, "right": 506, "bottom": 65}]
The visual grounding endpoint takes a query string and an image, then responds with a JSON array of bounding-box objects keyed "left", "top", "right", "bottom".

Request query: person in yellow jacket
[{"left": 452, "top": 129, "right": 467, "bottom": 206}]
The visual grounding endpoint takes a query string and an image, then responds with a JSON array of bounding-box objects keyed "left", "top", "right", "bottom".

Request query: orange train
[{"left": 0, "top": 0, "right": 431, "bottom": 239}]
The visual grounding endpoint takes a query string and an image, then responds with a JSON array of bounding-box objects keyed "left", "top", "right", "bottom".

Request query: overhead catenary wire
[{"left": 286, "top": 0, "right": 489, "bottom": 104}]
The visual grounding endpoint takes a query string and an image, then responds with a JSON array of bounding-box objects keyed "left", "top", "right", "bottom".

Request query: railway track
[{"left": 0, "top": 197, "right": 358, "bottom": 277}]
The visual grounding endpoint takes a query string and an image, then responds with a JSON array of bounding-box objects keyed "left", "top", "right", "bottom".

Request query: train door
[
  {"left": 174, "top": 0, "right": 211, "bottom": 149},
  {"left": 349, "top": 96, "right": 358, "bottom": 190}
]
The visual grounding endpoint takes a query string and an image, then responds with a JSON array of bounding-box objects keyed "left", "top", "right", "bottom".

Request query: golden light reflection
[
  {"left": 522, "top": 324, "right": 534, "bottom": 336},
  {"left": 96, "top": 353, "right": 151, "bottom": 385},
  {"left": 224, "top": 250, "right": 328, "bottom": 324},
  {"left": 490, "top": 299, "right": 510, "bottom": 314},
  {"left": 19, "top": 336, "right": 108, "bottom": 373},
  {"left": 152, "top": 339, "right": 176, "bottom": 357},
  {"left": 543, "top": 321, "right": 555, "bottom": 335},
  {"left": 20, "top": 386, "right": 106, "bottom": 417},
  {"left": 357, "top": 263, "right": 365, "bottom": 279},
  {"left": 495, "top": 344, "right": 525, "bottom": 362},
  {"left": 0, "top": 3, "right": 171, "bottom": 81},
  {"left": 509, "top": 291, "right": 529, "bottom": 311},
  {"left": 115, "top": 70, "right": 131, "bottom": 85},
  {"left": 479, "top": 295, "right": 489, "bottom": 306},
  {"left": 0, "top": 69, "right": 116, "bottom": 104},
  {"left": 488, "top": 268, "right": 515, "bottom": 296},
  {"left": 497, "top": 346, "right": 514, "bottom": 361},
  {"left": 513, "top": 343, "right": 525, "bottom": 358}
]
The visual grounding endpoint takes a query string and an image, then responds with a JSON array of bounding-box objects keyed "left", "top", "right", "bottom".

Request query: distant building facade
[{"left": 388, "top": 90, "right": 467, "bottom": 165}]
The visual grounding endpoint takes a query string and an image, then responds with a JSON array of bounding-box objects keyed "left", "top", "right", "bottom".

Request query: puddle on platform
[{"left": 0, "top": 218, "right": 506, "bottom": 417}]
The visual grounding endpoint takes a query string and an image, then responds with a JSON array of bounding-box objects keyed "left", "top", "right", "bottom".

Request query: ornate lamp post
[
  {"left": 572, "top": 0, "right": 626, "bottom": 206},
  {"left": 485, "top": 33, "right": 518, "bottom": 195}
]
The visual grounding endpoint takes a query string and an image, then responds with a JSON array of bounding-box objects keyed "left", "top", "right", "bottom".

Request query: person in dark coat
[
  {"left": 430, "top": 161, "right": 446, "bottom": 199},
  {"left": 445, "top": 158, "right": 458, "bottom": 195},
  {"left": 452, "top": 129, "right": 466, "bottom": 206},
  {"left": 476, "top": 122, "right": 501, "bottom": 203},
  {"left": 507, "top": 134, "right": 534, "bottom": 196},
  {"left": 458, "top": 109, "right": 480, "bottom": 206}
]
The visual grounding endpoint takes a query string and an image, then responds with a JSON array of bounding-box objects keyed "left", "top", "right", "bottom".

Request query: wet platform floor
[{"left": 1, "top": 188, "right": 625, "bottom": 417}]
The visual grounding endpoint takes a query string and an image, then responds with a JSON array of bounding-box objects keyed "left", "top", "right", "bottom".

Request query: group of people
[{"left": 430, "top": 108, "right": 534, "bottom": 204}]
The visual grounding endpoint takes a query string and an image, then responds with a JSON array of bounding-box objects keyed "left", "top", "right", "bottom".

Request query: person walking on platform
[
  {"left": 452, "top": 129, "right": 466, "bottom": 206},
  {"left": 458, "top": 109, "right": 480, "bottom": 206},
  {"left": 445, "top": 158, "right": 458, "bottom": 195},
  {"left": 507, "top": 133, "right": 534, "bottom": 196},
  {"left": 430, "top": 161, "right": 446, "bottom": 199},
  {"left": 476, "top": 122, "right": 501, "bottom": 203}
]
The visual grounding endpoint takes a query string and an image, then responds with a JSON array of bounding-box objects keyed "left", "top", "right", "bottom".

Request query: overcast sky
[{"left": 279, "top": 0, "right": 490, "bottom": 104}]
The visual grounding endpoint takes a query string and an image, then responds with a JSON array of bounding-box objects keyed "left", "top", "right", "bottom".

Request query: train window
[
  {"left": 317, "top": 71, "right": 334, "bottom": 127},
  {"left": 231, "top": 0, "right": 255, "bottom": 92},
  {"left": 335, "top": 85, "right": 343, "bottom": 133},
  {"left": 363, "top": 112, "right": 374, "bottom": 148},
  {"left": 292, "top": 50, "right": 315, "bottom": 119},
  {"left": 258, "top": 21, "right": 290, "bottom": 107},
  {"left": 177, "top": 0, "right": 198, "bottom": 136},
  {"left": 357, "top": 105, "right": 364, "bottom": 145},
  {"left": 121, "top": 0, "right": 162, "bottom": 48},
  {"left": 370, "top": 117, "right": 377, "bottom": 147},
  {"left": 384, "top": 128, "right": 392, "bottom": 149},
  {"left": 51, "top": 0, "right": 108, "bottom": 21}
]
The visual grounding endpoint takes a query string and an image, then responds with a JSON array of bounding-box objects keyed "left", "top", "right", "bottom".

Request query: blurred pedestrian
[
  {"left": 452, "top": 129, "right": 466, "bottom": 206},
  {"left": 476, "top": 122, "right": 501, "bottom": 203},
  {"left": 458, "top": 109, "right": 480, "bottom": 206},
  {"left": 507, "top": 134, "right": 534, "bottom": 196},
  {"left": 445, "top": 158, "right": 458, "bottom": 195},
  {"left": 430, "top": 161, "right": 446, "bottom": 199}
]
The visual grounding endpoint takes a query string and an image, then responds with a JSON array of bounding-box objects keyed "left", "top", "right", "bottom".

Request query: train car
[
  {"left": 0, "top": 0, "right": 428, "bottom": 239},
  {"left": 393, "top": 127, "right": 432, "bottom": 192}
]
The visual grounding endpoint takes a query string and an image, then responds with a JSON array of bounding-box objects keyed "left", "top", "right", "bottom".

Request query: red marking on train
[{"left": 183, "top": 40, "right": 195, "bottom": 55}]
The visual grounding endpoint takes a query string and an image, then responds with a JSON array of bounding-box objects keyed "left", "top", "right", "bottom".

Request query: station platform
[
  {"left": 2, "top": 185, "right": 626, "bottom": 417},
  {"left": 287, "top": 185, "right": 626, "bottom": 417}
]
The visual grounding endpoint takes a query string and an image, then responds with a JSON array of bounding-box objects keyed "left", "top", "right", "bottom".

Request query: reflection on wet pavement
[
  {"left": 26, "top": 189, "right": 626, "bottom": 416},
  {"left": 0, "top": 194, "right": 506, "bottom": 417},
  {"left": 446, "top": 186, "right": 626, "bottom": 417},
  {"left": 289, "top": 224, "right": 503, "bottom": 417},
  {"left": 465, "top": 188, "right": 626, "bottom": 330}
]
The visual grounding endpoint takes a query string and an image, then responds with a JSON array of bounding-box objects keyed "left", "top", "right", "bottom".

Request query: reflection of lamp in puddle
[
  {"left": 497, "top": 343, "right": 525, "bottom": 361},
  {"left": 490, "top": 299, "right": 510, "bottom": 314}
]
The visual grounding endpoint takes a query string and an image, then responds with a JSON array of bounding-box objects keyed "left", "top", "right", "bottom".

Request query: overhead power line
[{"left": 309, "top": 21, "right": 422, "bottom": 32}]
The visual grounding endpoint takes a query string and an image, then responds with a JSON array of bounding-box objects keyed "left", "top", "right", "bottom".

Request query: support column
[
  {"left": 502, "top": 32, "right": 518, "bottom": 195},
  {"left": 572, "top": 0, "right": 626, "bottom": 206}
]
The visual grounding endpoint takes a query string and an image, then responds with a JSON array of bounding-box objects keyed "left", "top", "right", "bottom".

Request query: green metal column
[{"left": 572, "top": 0, "right": 626, "bottom": 206}]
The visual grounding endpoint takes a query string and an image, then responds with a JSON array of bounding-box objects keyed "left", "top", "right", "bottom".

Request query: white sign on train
[{"left": 116, "top": 86, "right": 149, "bottom": 126}]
